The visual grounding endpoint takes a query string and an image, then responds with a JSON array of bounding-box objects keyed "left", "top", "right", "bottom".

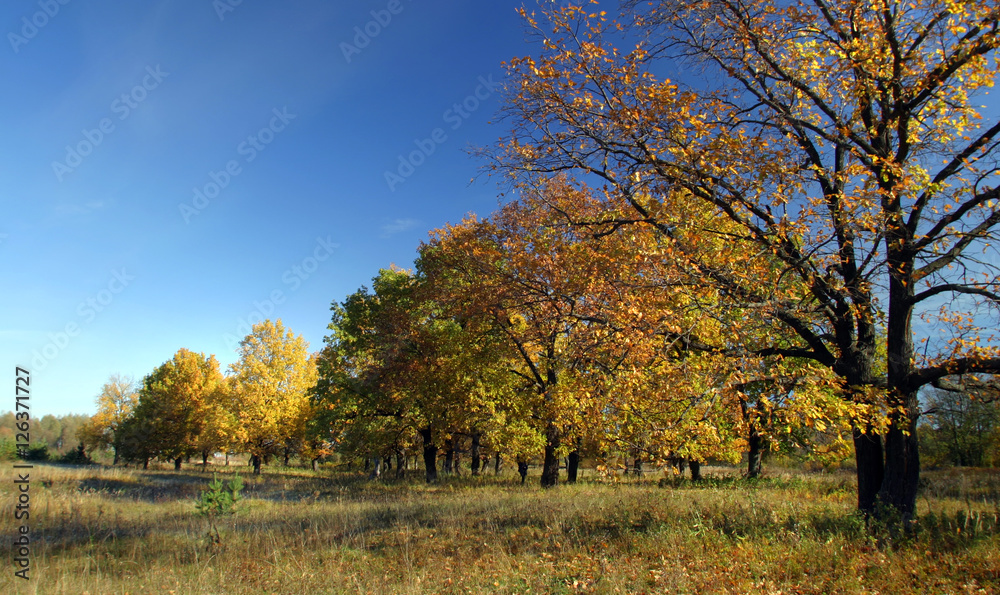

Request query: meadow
[{"left": 1, "top": 462, "right": 998, "bottom": 594}]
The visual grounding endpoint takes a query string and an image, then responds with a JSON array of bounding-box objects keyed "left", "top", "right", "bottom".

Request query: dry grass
[{"left": 1, "top": 463, "right": 998, "bottom": 594}]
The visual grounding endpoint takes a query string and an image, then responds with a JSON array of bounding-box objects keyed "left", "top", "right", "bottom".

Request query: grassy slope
[{"left": 1, "top": 464, "right": 997, "bottom": 594}]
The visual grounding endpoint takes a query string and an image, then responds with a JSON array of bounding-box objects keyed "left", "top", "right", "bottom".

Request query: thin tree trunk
[
  {"left": 369, "top": 456, "right": 382, "bottom": 479},
  {"left": 444, "top": 438, "right": 455, "bottom": 474},
  {"left": 470, "top": 432, "right": 482, "bottom": 476},
  {"left": 494, "top": 452, "right": 502, "bottom": 475},
  {"left": 174, "top": 457, "right": 183, "bottom": 471},
  {"left": 517, "top": 460, "right": 528, "bottom": 484},
  {"left": 567, "top": 448, "right": 580, "bottom": 483},
  {"left": 540, "top": 423, "right": 560, "bottom": 488},
  {"left": 251, "top": 454, "right": 262, "bottom": 475},
  {"left": 311, "top": 457, "right": 318, "bottom": 471},
  {"left": 395, "top": 450, "right": 405, "bottom": 479},
  {"left": 747, "top": 424, "right": 763, "bottom": 479},
  {"left": 420, "top": 427, "right": 438, "bottom": 483}
]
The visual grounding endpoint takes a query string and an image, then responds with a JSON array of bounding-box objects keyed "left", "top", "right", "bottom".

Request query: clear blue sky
[{"left": 1, "top": 0, "right": 554, "bottom": 416}]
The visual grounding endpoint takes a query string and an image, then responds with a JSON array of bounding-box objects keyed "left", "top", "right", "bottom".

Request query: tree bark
[
  {"left": 879, "top": 265, "right": 921, "bottom": 520},
  {"left": 369, "top": 456, "right": 382, "bottom": 480},
  {"left": 540, "top": 423, "right": 560, "bottom": 488},
  {"left": 470, "top": 432, "right": 482, "bottom": 476},
  {"left": 494, "top": 452, "right": 502, "bottom": 475},
  {"left": 174, "top": 457, "right": 183, "bottom": 471},
  {"left": 567, "top": 448, "right": 580, "bottom": 483},
  {"left": 444, "top": 437, "right": 455, "bottom": 474},
  {"left": 747, "top": 424, "right": 763, "bottom": 479},
  {"left": 251, "top": 454, "right": 262, "bottom": 475},
  {"left": 853, "top": 427, "right": 884, "bottom": 514},
  {"left": 420, "top": 427, "right": 438, "bottom": 483},
  {"left": 311, "top": 457, "right": 318, "bottom": 472},
  {"left": 395, "top": 450, "right": 405, "bottom": 479}
]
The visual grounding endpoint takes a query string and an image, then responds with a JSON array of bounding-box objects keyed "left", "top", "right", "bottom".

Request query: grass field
[{"left": 1, "top": 462, "right": 998, "bottom": 594}]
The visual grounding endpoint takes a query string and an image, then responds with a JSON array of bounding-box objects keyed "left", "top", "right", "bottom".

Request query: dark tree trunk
[
  {"left": 420, "top": 427, "right": 438, "bottom": 483},
  {"left": 225, "top": 452, "right": 229, "bottom": 466},
  {"left": 284, "top": 451, "right": 290, "bottom": 467},
  {"left": 517, "top": 460, "right": 529, "bottom": 484},
  {"left": 142, "top": 457, "right": 149, "bottom": 470},
  {"left": 674, "top": 457, "right": 686, "bottom": 475},
  {"left": 540, "top": 423, "right": 560, "bottom": 488},
  {"left": 494, "top": 452, "right": 502, "bottom": 475},
  {"left": 747, "top": 424, "right": 763, "bottom": 479},
  {"left": 853, "top": 426, "right": 884, "bottom": 514},
  {"left": 395, "top": 451, "right": 405, "bottom": 479},
  {"left": 689, "top": 459, "right": 701, "bottom": 481},
  {"left": 879, "top": 267, "right": 920, "bottom": 520},
  {"left": 567, "top": 448, "right": 580, "bottom": 483},
  {"left": 470, "top": 432, "right": 482, "bottom": 476},
  {"left": 383, "top": 455, "right": 392, "bottom": 473},
  {"left": 202, "top": 451, "right": 209, "bottom": 466},
  {"left": 174, "top": 457, "right": 183, "bottom": 471},
  {"left": 113, "top": 448, "right": 120, "bottom": 466},
  {"left": 444, "top": 438, "right": 455, "bottom": 474},
  {"left": 311, "top": 457, "right": 318, "bottom": 471},
  {"left": 251, "top": 454, "right": 262, "bottom": 475},
  {"left": 369, "top": 456, "right": 382, "bottom": 480},
  {"left": 632, "top": 457, "right": 643, "bottom": 477}
]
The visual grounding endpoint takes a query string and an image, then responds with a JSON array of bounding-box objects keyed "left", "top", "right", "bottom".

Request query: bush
[{"left": 59, "top": 443, "right": 94, "bottom": 465}]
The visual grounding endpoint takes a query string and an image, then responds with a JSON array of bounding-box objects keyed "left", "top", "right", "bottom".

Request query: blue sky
[{"left": 1, "top": 1, "right": 552, "bottom": 416}]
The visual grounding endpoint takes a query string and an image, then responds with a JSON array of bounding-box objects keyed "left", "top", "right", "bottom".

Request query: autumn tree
[
  {"left": 229, "top": 319, "right": 317, "bottom": 475},
  {"left": 492, "top": 0, "right": 1000, "bottom": 519},
  {"left": 127, "top": 349, "right": 225, "bottom": 470},
  {"left": 78, "top": 373, "right": 139, "bottom": 464}
]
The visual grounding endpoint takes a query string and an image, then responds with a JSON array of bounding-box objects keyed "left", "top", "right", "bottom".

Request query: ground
[{"left": 1, "top": 462, "right": 998, "bottom": 594}]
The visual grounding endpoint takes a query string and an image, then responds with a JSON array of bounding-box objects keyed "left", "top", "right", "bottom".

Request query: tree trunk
[
  {"left": 494, "top": 452, "right": 502, "bottom": 475},
  {"left": 420, "top": 427, "right": 438, "bottom": 483},
  {"left": 567, "top": 448, "right": 580, "bottom": 483},
  {"left": 517, "top": 460, "right": 529, "bottom": 484},
  {"left": 142, "top": 457, "right": 149, "bottom": 470},
  {"left": 444, "top": 438, "right": 455, "bottom": 474},
  {"left": 853, "top": 426, "right": 884, "bottom": 514},
  {"left": 202, "top": 451, "right": 209, "bottom": 466},
  {"left": 369, "top": 456, "right": 382, "bottom": 480},
  {"left": 632, "top": 457, "right": 643, "bottom": 477},
  {"left": 689, "top": 459, "right": 701, "bottom": 481},
  {"left": 251, "top": 454, "right": 262, "bottom": 475},
  {"left": 540, "top": 423, "right": 560, "bottom": 488},
  {"left": 395, "top": 451, "right": 405, "bottom": 479},
  {"left": 470, "top": 432, "right": 482, "bottom": 476},
  {"left": 113, "top": 448, "right": 120, "bottom": 466},
  {"left": 284, "top": 451, "right": 290, "bottom": 467},
  {"left": 747, "top": 424, "right": 763, "bottom": 479},
  {"left": 879, "top": 267, "right": 920, "bottom": 520},
  {"left": 311, "top": 457, "right": 318, "bottom": 472},
  {"left": 174, "top": 457, "right": 183, "bottom": 471},
  {"left": 225, "top": 452, "right": 229, "bottom": 466}
]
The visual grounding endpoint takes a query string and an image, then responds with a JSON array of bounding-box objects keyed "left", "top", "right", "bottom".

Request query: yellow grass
[{"left": 1, "top": 463, "right": 997, "bottom": 594}]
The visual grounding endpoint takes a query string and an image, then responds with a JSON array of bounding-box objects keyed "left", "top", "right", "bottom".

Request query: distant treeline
[{"left": 0, "top": 412, "right": 91, "bottom": 460}]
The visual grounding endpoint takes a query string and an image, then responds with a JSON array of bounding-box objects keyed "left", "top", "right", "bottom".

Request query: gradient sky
[{"left": 1, "top": 0, "right": 562, "bottom": 416}]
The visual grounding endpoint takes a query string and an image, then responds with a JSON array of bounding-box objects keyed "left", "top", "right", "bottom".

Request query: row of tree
[
  {"left": 78, "top": 0, "right": 999, "bottom": 525},
  {"left": 80, "top": 320, "right": 319, "bottom": 474}
]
